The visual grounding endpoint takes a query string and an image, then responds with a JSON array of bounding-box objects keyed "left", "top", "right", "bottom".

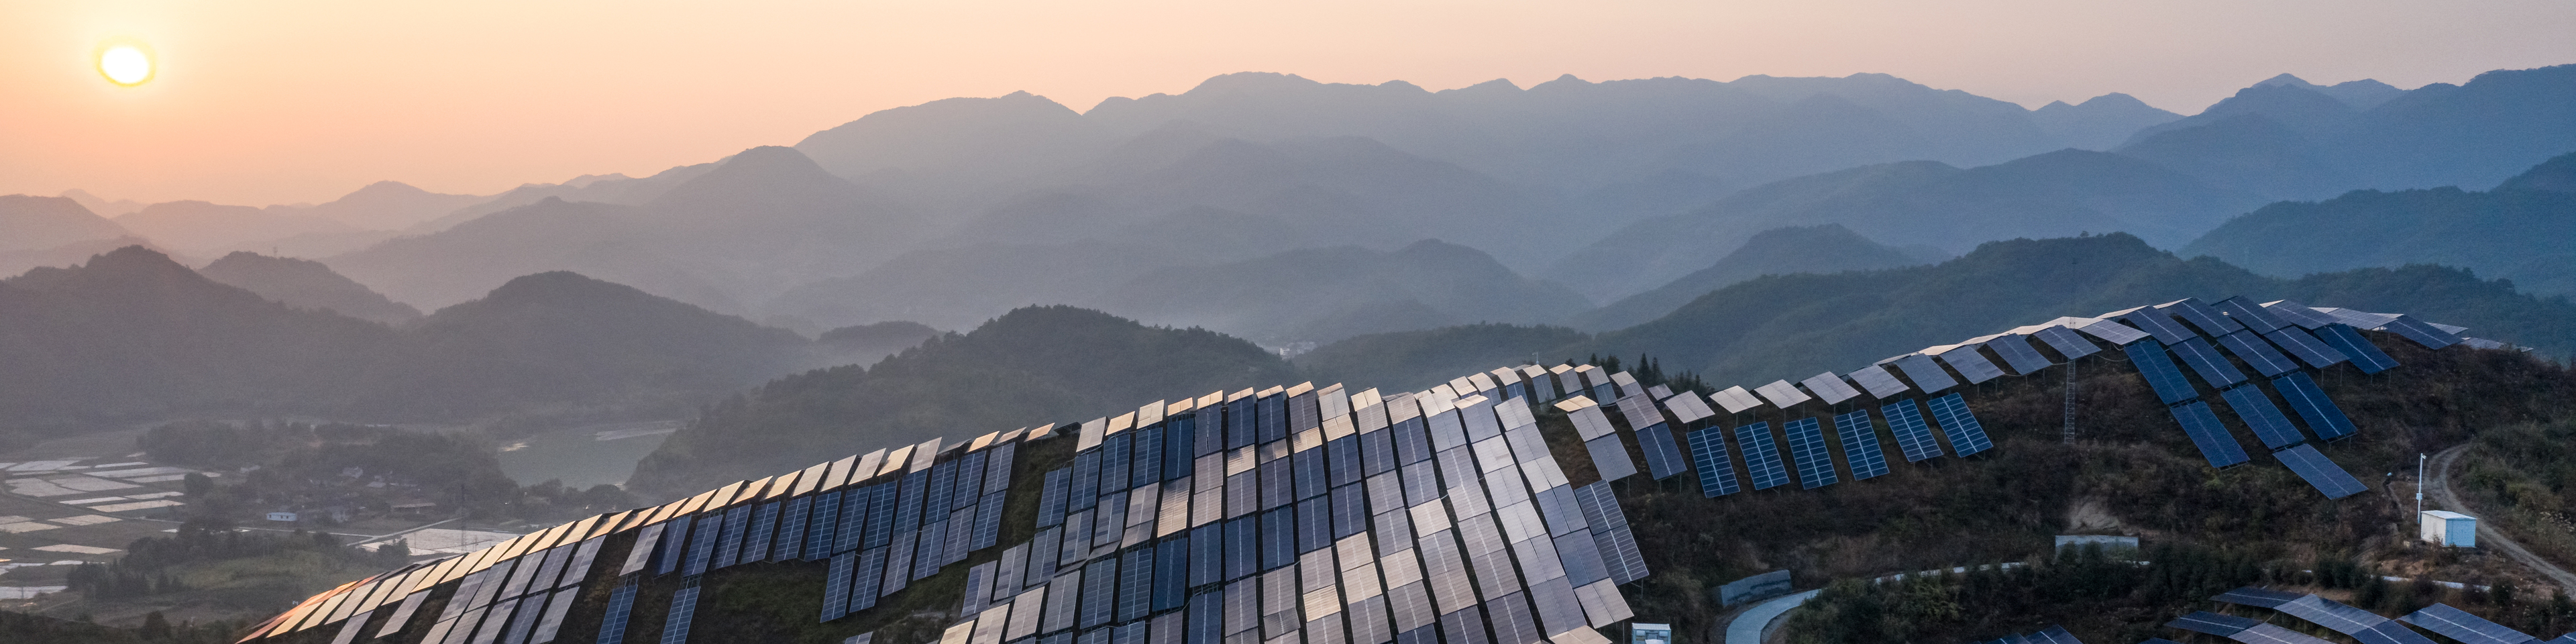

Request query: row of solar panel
[
  {"left": 2202, "top": 585, "right": 2576, "bottom": 644},
  {"left": 1594, "top": 391, "right": 1986, "bottom": 497}
]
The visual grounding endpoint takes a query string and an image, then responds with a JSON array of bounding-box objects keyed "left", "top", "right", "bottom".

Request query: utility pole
[
  {"left": 2416, "top": 452, "right": 2426, "bottom": 517},
  {"left": 2061, "top": 360, "right": 2077, "bottom": 444}
]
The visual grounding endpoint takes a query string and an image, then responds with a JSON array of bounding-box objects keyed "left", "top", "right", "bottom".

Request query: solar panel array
[
  {"left": 1781, "top": 417, "right": 1838, "bottom": 490},
  {"left": 1982, "top": 625, "right": 2086, "bottom": 644},
  {"left": 249, "top": 378, "right": 1652, "bottom": 644},
  {"left": 2404, "top": 603, "right": 2542, "bottom": 644}
]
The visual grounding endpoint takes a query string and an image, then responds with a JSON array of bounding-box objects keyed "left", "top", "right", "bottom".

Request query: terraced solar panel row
[
  {"left": 2402, "top": 604, "right": 2540, "bottom": 644},
  {"left": 2218, "top": 331, "right": 2300, "bottom": 377},
  {"left": 1938, "top": 348, "right": 2007, "bottom": 384},
  {"left": 2220, "top": 385, "right": 2306, "bottom": 449},
  {"left": 2314, "top": 325, "right": 2400, "bottom": 374},
  {"left": 2271, "top": 372, "right": 2357, "bottom": 440},
  {"left": 1684, "top": 427, "right": 1740, "bottom": 497},
  {"left": 1583, "top": 435, "right": 1637, "bottom": 482},
  {"left": 2379, "top": 316, "right": 2463, "bottom": 350},
  {"left": 2170, "top": 402, "right": 2252, "bottom": 468},
  {"left": 1880, "top": 400, "right": 1945, "bottom": 463},
  {"left": 2125, "top": 340, "right": 2201, "bottom": 405},
  {"left": 2030, "top": 326, "right": 2101, "bottom": 360},
  {"left": 1924, "top": 394, "right": 1992, "bottom": 457},
  {"left": 1831, "top": 411, "right": 1890, "bottom": 480},
  {"left": 1782, "top": 417, "right": 1838, "bottom": 490},
  {"left": 2167, "top": 337, "right": 2248, "bottom": 388},
  {"left": 2274, "top": 445, "right": 2369, "bottom": 499},
  {"left": 1985, "top": 335, "right": 2055, "bottom": 374},
  {"left": 1733, "top": 423, "right": 1792, "bottom": 490},
  {"left": 1635, "top": 424, "right": 1688, "bottom": 481}
]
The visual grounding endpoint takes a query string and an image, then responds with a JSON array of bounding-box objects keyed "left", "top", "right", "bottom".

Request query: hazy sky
[{"left": 7, "top": 0, "right": 2573, "bottom": 206}]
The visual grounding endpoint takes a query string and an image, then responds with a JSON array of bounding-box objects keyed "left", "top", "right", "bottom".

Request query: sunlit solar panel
[
  {"left": 1880, "top": 400, "right": 1944, "bottom": 463},
  {"left": 1831, "top": 411, "right": 1890, "bottom": 480},
  {"left": 2221, "top": 385, "right": 2306, "bottom": 449},
  {"left": 1924, "top": 393, "right": 1991, "bottom": 457},
  {"left": 1685, "top": 427, "right": 1740, "bottom": 497},
  {"left": 1782, "top": 417, "right": 1837, "bottom": 489},
  {"left": 1733, "top": 423, "right": 1790, "bottom": 490}
]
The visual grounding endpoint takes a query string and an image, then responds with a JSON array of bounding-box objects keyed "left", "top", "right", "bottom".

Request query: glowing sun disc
[{"left": 99, "top": 44, "right": 154, "bottom": 86}]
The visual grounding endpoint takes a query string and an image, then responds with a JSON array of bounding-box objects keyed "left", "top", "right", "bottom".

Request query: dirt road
[{"left": 2426, "top": 443, "right": 2576, "bottom": 594}]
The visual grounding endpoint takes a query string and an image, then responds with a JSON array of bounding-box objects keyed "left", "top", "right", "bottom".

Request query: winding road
[{"left": 2426, "top": 443, "right": 2576, "bottom": 594}]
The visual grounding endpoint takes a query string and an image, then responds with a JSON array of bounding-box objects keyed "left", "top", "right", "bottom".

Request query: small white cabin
[{"left": 2420, "top": 511, "right": 2476, "bottom": 547}]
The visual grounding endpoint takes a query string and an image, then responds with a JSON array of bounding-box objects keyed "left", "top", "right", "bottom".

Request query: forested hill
[
  {"left": 629, "top": 305, "right": 1297, "bottom": 496},
  {"left": 1295, "top": 233, "right": 2576, "bottom": 392},
  {"left": 0, "top": 247, "right": 825, "bottom": 432},
  {"left": 2182, "top": 152, "right": 2576, "bottom": 298}
]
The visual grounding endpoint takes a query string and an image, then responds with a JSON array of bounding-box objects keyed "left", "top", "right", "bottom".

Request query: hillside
[
  {"left": 1549, "top": 150, "right": 2267, "bottom": 298},
  {"left": 113, "top": 200, "right": 366, "bottom": 257},
  {"left": 197, "top": 252, "right": 425, "bottom": 325},
  {"left": 2182, "top": 152, "right": 2576, "bottom": 297},
  {"left": 0, "top": 247, "right": 824, "bottom": 428},
  {"left": 1103, "top": 239, "right": 1592, "bottom": 345},
  {"left": 0, "top": 195, "right": 130, "bottom": 252},
  {"left": 1563, "top": 223, "right": 1933, "bottom": 331},
  {"left": 628, "top": 305, "right": 1296, "bottom": 495}
]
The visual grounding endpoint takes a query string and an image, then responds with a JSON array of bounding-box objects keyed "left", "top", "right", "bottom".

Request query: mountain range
[{"left": 2182, "top": 152, "right": 2576, "bottom": 298}]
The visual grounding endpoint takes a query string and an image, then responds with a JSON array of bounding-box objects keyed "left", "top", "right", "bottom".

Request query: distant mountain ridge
[
  {"left": 1562, "top": 224, "right": 1935, "bottom": 331},
  {"left": 2182, "top": 152, "right": 2576, "bottom": 297},
  {"left": 198, "top": 252, "right": 423, "bottom": 325}
]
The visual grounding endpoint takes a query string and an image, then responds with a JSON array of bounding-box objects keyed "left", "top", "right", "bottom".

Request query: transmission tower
[{"left": 2062, "top": 359, "right": 2078, "bottom": 444}]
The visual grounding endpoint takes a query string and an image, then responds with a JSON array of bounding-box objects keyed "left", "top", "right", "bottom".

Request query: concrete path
[
  {"left": 2426, "top": 443, "right": 2576, "bottom": 594},
  {"left": 1723, "top": 589, "right": 1819, "bottom": 644}
]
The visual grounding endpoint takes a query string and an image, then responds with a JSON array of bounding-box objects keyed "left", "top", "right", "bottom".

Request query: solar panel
[
  {"left": 2212, "top": 586, "right": 2303, "bottom": 608},
  {"left": 1798, "top": 372, "right": 1862, "bottom": 405},
  {"left": 2271, "top": 372, "right": 2356, "bottom": 440},
  {"left": 2159, "top": 299, "right": 2246, "bottom": 336},
  {"left": 2358, "top": 621, "right": 2444, "bottom": 644},
  {"left": 821, "top": 553, "right": 854, "bottom": 621},
  {"left": 2380, "top": 316, "right": 2463, "bottom": 349},
  {"left": 1636, "top": 424, "right": 1687, "bottom": 480},
  {"left": 2073, "top": 319, "right": 2152, "bottom": 346},
  {"left": 1684, "top": 427, "right": 1740, "bottom": 497},
  {"left": 2237, "top": 623, "right": 2338, "bottom": 644},
  {"left": 658, "top": 582, "right": 702, "bottom": 644},
  {"left": 2170, "top": 402, "right": 2252, "bottom": 468},
  {"left": 2222, "top": 386, "right": 2307, "bottom": 449},
  {"left": 2276, "top": 594, "right": 2426, "bottom": 643},
  {"left": 1782, "top": 417, "right": 1837, "bottom": 489},
  {"left": 2169, "top": 611, "right": 2261, "bottom": 636},
  {"left": 2125, "top": 339, "right": 2201, "bottom": 405},
  {"left": 1985, "top": 335, "right": 2055, "bottom": 374},
  {"left": 2212, "top": 297, "right": 2288, "bottom": 331},
  {"left": 2274, "top": 445, "right": 2368, "bottom": 499},
  {"left": 1582, "top": 435, "right": 1637, "bottom": 482},
  {"left": 1565, "top": 406, "right": 1617, "bottom": 441},
  {"left": 2030, "top": 325, "right": 2102, "bottom": 360},
  {"left": 1935, "top": 347, "right": 2006, "bottom": 384},
  {"left": 2262, "top": 327, "right": 2349, "bottom": 369},
  {"left": 1733, "top": 423, "right": 1791, "bottom": 490},
  {"left": 2400, "top": 602, "right": 2544, "bottom": 644},
  {"left": 1880, "top": 400, "right": 1945, "bottom": 462},
  {"left": 1832, "top": 411, "right": 1890, "bottom": 480},
  {"left": 1924, "top": 393, "right": 1993, "bottom": 457},
  {"left": 2169, "top": 337, "right": 2248, "bottom": 388},
  {"left": 1595, "top": 520, "right": 1648, "bottom": 584},
  {"left": 1754, "top": 380, "right": 1813, "bottom": 409},
  {"left": 1888, "top": 354, "right": 1958, "bottom": 394},
  {"left": 2218, "top": 332, "right": 2300, "bottom": 378},
  {"left": 1710, "top": 387, "right": 1764, "bottom": 414},
  {"left": 2259, "top": 300, "right": 2345, "bottom": 329},
  {"left": 1846, "top": 365, "right": 1911, "bottom": 399},
  {"left": 592, "top": 580, "right": 639, "bottom": 644},
  {"left": 2314, "top": 325, "right": 2399, "bottom": 374},
  {"left": 2113, "top": 309, "right": 2198, "bottom": 344}
]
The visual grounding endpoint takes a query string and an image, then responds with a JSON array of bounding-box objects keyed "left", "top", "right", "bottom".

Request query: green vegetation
[
  {"left": 0, "top": 610, "right": 244, "bottom": 644},
  {"left": 2184, "top": 152, "right": 2576, "bottom": 297},
  {"left": 67, "top": 521, "right": 407, "bottom": 608},
  {"left": 2461, "top": 419, "right": 2576, "bottom": 566},
  {"left": 632, "top": 305, "right": 1297, "bottom": 496},
  {"left": 145, "top": 419, "right": 634, "bottom": 524},
  {"left": 1294, "top": 323, "right": 1589, "bottom": 393}
]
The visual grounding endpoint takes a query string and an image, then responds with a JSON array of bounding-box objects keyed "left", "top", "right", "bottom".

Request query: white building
[{"left": 2420, "top": 511, "right": 2477, "bottom": 547}]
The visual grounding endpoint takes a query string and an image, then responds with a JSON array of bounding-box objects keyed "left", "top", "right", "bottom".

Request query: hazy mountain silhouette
[
  {"left": 198, "top": 252, "right": 425, "bottom": 325},
  {"left": 58, "top": 189, "right": 146, "bottom": 218},
  {"left": 295, "top": 180, "right": 486, "bottom": 230},
  {"left": 115, "top": 200, "right": 366, "bottom": 257},
  {"left": 328, "top": 198, "right": 737, "bottom": 312},
  {"left": 816, "top": 320, "right": 941, "bottom": 366},
  {"left": 0, "top": 195, "right": 130, "bottom": 252},
  {"left": 1102, "top": 239, "right": 1593, "bottom": 345},
  {"left": 2029, "top": 93, "right": 2183, "bottom": 150},
  {"left": 631, "top": 305, "right": 1296, "bottom": 494},
  {"left": 2116, "top": 64, "right": 2576, "bottom": 200},
  {"left": 0, "top": 235, "right": 174, "bottom": 280},
  {"left": 0, "top": 246, "right": 831, "bottom": 425},
  {"left": 1549, "top": 149, "right": 2265, "bottom": 299},
  {"left": 1303, "top": 234, "right": 2576, "bottom": 390},
  {"left": 1563, "top": 224, "right": 1935, "bottom": 331},
  {"left": 2182, "top": 152, "right": 2576, "bottom": 297},
  {"left": 407, "top": 164, "right": 715, "bottom": 234}
]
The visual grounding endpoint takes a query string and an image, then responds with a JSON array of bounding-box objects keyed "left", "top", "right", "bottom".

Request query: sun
[{"left": 97, "top": 42, "right": 155, "bottom": 87}]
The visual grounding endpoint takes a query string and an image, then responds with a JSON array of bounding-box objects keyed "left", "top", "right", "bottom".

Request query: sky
[{"left": 6, "top": 0, "right": 2573, "bottom": 207}]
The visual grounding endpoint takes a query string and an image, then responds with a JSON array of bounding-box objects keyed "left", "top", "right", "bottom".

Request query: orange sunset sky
[{"left": 7, "top": 0, "right": 2574, "bottom": 206}]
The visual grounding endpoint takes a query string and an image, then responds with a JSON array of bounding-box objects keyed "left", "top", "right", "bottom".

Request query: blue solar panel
[
  {"left": 1833, "top": 411, "right": 1890, "bottom": 480},
  {"left": 821, "top": 552, "right": 853, "bottom": 622},
  {"left": 1582, "top": 435, "right": 1635, "bottom": 482},
  {"left": 658, "top": 582, "right": 700, "bottom": 644},
  {"left": 1038, "top": 470, "right": 1071, "bottom": 529},
  {"left": 774, "top": 496, "right": 810, "bottom": 561},
  {"left": 713, "top": 505, "right": 750, "bottom": 569},
  {"left": 684, "top": 514, "right": 721, "bottom": 576},
  {"left": 1925, "top": 394, "right": 1993, "bottom": 457},
  {"left": 592, "top": 579, "right": 639, "bottom": 644},
  {"left": 2169, "top": 337, "right": 2247, "bottom": 388},
  {"left": 1297, "top": 496, "right": 1333, "bottom": 553},
  {"left": 2264, "top": 327, "right": 2350, "bottom": 369},
  {"left": 745, "top": 501, "right": 780, "bottom": 564},
  {"left": 2031, "top": 325, "right": 2102, "bottom": 360},
  {"left": 2125, "top": 339, "right": 2201, "bottom": 405},
  {"left": 1262, "top": 507, "right": 1297, "bottom": 570},
  {"left": 839, "top": 484, "right": 873, "bottom": 553},
  {"left": 1782, "top": 417, "right": 1838, "bottom": 490},
  {"left": 1081, "top": 557, "right": 1119, "bottom": 629},
  {"left": 2170, "top": 402, "right": 2251, "bottom": 468},
  {"left": 1099, "top": 434, "right": 1132, "bottom": 497},
  {"left": 2169, "top": 611, "right": 2261, "bottom": 636},
  {"left": 1597, "top": 519, "right": 1648, "bottom": 584},
  {"left": 2315, "top": 325, "right": 2398, "bottom": 374},
  {"left": 1986, "top": 335, "right": 2055, "bottom": 374},
  {"left": 973, "top": 490, "right": 1007, "bottom": 550},
  {"left": 2272, "top": 372, "right": 2357, "bottom": 440},
  {"left": 1880, "top": 400, "right": 1944, "bottom": 462},
  {"left": 1328, "top": 436, "right": 1361, "bottom": 488},
  {"left": 2218, "top": 332, "right": 2300, "bottom": 377},
  {"left": 1118, "top": 548, "right": 1155, "bottom": 622},
  {"left": 2275, "top": 445, "right": 2369, "bottom": 499},
  {"left": 924, "top": 460, "right": 959, "bottom": 520},
  {"left": 1393, "top": 416, "right": 1433, "bottom": 465},
  {"left": 1294, "top": 449, "right": 1328, "bottom": 501},
  {"left": 1153, "top": 539, "right": 1188, "bottom": 612},
  {"left": 1362, "top": 429, "right": 1397, "bottom": 476},
  {"left": 1133, "top": 427, "right": 1163, "bottom": 488},
  {"left": 865, "top": 483, "right": 900, "bottom": 549},
  {"left": 2221, "top": 385, "right": 2306, "bottom": 449},
  {"left": 1684, "top": 427, "right": 1740, "bottom": 497},
  {"left": 2404, "top": 603, "right": 2539, "bottom": 644},
  {"left": 1330, "top": 484, "right": 1368, "bottom": 538},
  {"left": 1259, "top": 392, "right": 1288, "bottom": 444},
  {"left": 1069, "top": 451, "right": 1103, "bottom": 516},
  {"left": 2379, "top": 316, "right": 2463, "bottom": 349},
  {"left": 657, "top": 516, "right": 693, "bottom": 574},
  {"left": 1636, "top": 423, "right": 1687, "bottom": 480},
  {"left": 803, "top": 492, "right": 839, "bottom": 560},
  {"left": 1733, "top": 423, "right": 1791, "bottom": 491}
]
